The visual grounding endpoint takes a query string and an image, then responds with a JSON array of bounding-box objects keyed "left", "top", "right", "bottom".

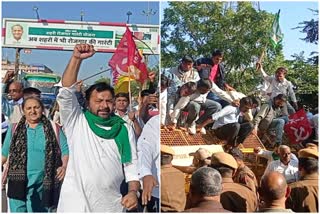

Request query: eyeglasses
[{"left": 8, "top": 89, "right": 21, "bottom": 93}]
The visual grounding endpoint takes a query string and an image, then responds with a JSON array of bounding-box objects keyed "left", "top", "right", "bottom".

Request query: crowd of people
[
  {"left": 0, "top": 43, "right": 318, "bottom": 213},
  {"left": 161, "top": 50, "right": 318, "bottom": 147},
  {"left": 161, "top": 144, "right": 318, "bottom": 212},
  {"left": 1, "top": 44, "right": 160, "bottom": 212},
  {"left": 160, "top": 49, "right": 318, "bottom": 212}
]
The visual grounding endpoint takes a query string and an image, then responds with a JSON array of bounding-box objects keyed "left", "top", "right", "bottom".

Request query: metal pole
[
  {"left": 80, "top": 10, "right": 84, "bottom": 22},
  {"left": 14, "top": 48, "right": 22, "bottom": 81},
  {"left": 126, "top": 11, "right": 132, "bottom": 24},
  {"left": 33, "top": 6, "right": 40, "bottom": 20}
]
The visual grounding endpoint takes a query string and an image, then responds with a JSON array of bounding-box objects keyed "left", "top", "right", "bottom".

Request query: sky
[
  {"left": 160, "top": 1, "right": 319, "bottom": 61},
  {"left": 1, "top": 1, "right": 160, "bottom": 85}
]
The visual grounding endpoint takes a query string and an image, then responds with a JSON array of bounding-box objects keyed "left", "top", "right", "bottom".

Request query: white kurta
[
  {"left": 56, "top": 86, "right": 139, "bottom": 212},
  {"left": 137, "top": 115, "right": 160, "bottom": 198}
]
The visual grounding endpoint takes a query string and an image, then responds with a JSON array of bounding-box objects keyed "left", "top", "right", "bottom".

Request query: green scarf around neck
[{"left": 83, "top": 110, "right": 131, "bottom": 163}]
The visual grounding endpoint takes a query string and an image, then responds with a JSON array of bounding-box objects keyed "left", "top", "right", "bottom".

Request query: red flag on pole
[
  {"left": 284, "top": 109, "right": 312, "bottom": 144},
  {"left": 109, "top": 27, "right": 148, "bottom": 86}
]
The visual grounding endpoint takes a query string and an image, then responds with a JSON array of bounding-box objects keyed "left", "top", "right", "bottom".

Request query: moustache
[{"left": 97, "top": 108, "right": 110, "bottom": 113}]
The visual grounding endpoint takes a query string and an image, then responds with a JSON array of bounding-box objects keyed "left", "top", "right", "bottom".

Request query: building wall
[{"left": 1, "top": 59, "right": 53, "bottom": 79}]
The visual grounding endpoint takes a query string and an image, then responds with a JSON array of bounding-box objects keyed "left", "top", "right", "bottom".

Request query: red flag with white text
[
  {"left": 108, "top": 27, "right": 148, "bottom": 86},
  {"left": 284, "top": 109, "right": 312, "bottom": 144}
]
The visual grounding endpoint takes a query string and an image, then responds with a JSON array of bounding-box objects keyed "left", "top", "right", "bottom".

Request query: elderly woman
[{"left": 1, "top": 97, "right": 69, "bottom": 212}]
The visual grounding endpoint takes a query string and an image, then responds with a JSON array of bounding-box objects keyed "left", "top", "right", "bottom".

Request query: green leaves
[{"left": 161, "top": 2, "right": 318, "bottom": 108}]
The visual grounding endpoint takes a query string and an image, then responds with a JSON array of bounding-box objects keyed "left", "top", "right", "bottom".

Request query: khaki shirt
[
  {"left": 221, "top": 177, "right": 258, "bottom": 212},
  {"left": 161, "top": 165, "right": 186, "bottom": 212},
  {"left": 184, "top": 200, "right": 230, "bottom": 212},
  {"left": 286, "top": 173, "right": 318, "bottom": 212},
  {"left": 234, "top": 165, "right": 258, "bottom": 195}
]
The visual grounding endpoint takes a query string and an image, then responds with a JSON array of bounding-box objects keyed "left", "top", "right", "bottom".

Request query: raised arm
[
  {"left": 62, "top": 44, "right": 95, "bottom": 87},
  {"left": 256, "top": 62, "right": 273, "bottom": 83}
]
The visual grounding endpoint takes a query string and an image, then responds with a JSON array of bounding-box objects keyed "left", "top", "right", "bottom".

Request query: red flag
[
  {"left": 284, "top": 109, "right": 312, "bottom": 144},
  {"left": 109, "top": 27, "right": 148, "bottom": 85}
]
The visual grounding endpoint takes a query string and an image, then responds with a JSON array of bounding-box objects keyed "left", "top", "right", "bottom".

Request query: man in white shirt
[
  {"left": 256, "top": 62, "right": 297, "bottom": 115},
  {"left": 198, "top": 97, "right": 254, "bottom": 151},
  {"left": 183, "top": 79, "right": 221, "bottom": 135},
  {"left": 263, "top": 145, "right": 299, "bottom": 184},
  {"left": 137, "top": 115, "right": 160, "bottom": 212},
  {"left": 163, "top": 56, "right": 200, "bottom": 117},
  {"left": 56, "top": 44, "right": 140, "bottom": 212},
  {"left": 254, "top": 144, "right": 298, "bottom": 165},
  {"left": 114, "top": 92, "right": 142, "bottom": 139}
]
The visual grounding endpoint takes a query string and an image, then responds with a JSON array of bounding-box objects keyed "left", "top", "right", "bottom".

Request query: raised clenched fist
[{"left": 73, "top": 44, "right": 95, "bottom": 60}]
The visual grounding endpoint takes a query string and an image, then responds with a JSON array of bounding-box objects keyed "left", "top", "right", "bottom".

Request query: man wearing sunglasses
[{"left": 1, "top": 70, "right": 24, "bottom": 123}]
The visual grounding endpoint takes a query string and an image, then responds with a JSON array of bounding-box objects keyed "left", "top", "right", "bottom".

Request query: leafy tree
[
  {"left": 285, "top": 53, "right": 318, "bottom": 109},
  {"left": 294, "top": 9, "right": 318, "bottom": 44},
  {"left": 161, "top": 1, "right": 284, "bottom": 94},
  {"left": 161, "top": 2, "right": 318, "bottom": 107},
  {"left": 293, "top": 9, "right": 318, "bottom": 65}
]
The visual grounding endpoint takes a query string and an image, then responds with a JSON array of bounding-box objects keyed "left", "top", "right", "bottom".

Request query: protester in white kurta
[
  {"left": 255, "top": 147, "right": 298, "bottom": 165},
  {"left": 56, "top": 85, "right": 139, "bottom": 212},
  {"left": 263, "top": 145, "right": 299, "bottom": 184},
  {"left": 263, "top": 159, "right": 299, "bottom": 184},
  {"left": 56, "top": 44, "right": 140, "bottom": 212},
  {"left": 137, "top": 114, "right": 160, "bottom": 212}
]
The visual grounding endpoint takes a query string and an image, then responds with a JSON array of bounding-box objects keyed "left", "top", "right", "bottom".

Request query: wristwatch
[{"left": 129, "top": 190, "right": 140, "bottom": 198}]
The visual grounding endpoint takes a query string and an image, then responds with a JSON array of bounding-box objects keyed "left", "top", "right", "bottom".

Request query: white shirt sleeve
[
  {"left": 160, "top": 89, "right": 167, "bottom": 125},
  {"left": 123, "top": 124, "right": 139, "bottom": 182},
  {"left": 211, "top": 82, "right": 233, "bottom": 103},
  {"left": 170, "top": 96, "right": 190, "bottom": 124},
  {"left": 137, "top": 115, "right": 159, "bottom": 178},
  {"left": 211, "top": 105, "right": 235, "bottom": 121},
  {"left": 258, "top": 150, "right": 273, "bottom": 162},
  {"left": 287, "top": 81, "right": 297, "bottom": 103},
  {"left": 260, "top": 68, "right": 273, "bottom": 83},
  {"left": 193, "top": 70, "right": 200, "bottom": 82},
  {"left": 56, "top": 84, "right": 82, "bottom": 132}
]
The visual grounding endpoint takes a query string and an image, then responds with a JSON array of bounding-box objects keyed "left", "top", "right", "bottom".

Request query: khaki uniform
[
  {"left": 220, "top": 178, "right": 258, "bottom": 212},
  {"left": 234, "top": 165, "right": 258, "bottom": 194},
  {"left": 161, "top": 165, "right": 186, "bottom": 212},
  {"left": 184, "top": 200, "right": 230, "bottom": 212},
  {"left": 286, "top": 173, "right": 318, "bottom": 212}
]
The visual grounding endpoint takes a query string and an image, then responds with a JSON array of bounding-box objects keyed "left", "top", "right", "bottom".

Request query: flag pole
[
  {"left": 128, "top": 67, "right": 133, "bottom": 111},
  {"left": 256, "top": 43, "right": 268, "bottom": 71}
]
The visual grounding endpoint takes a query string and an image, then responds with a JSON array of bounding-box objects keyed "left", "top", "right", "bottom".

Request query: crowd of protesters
[
  {"left": 160, "top": 50, "right": 318, "bottom": 212},
  {"left": 1, "top": 44, "right": 160, "bottom": 213},
  {"left": 0, "top": 43, "right": 318, "bottom": 213},
  {"left": 161, "top": 140, "right": 318, "bottom": 212}
]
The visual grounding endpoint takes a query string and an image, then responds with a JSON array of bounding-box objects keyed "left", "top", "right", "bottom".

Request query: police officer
[
  {"left": 286, "top": 147, "right": 318, "bottom": 212},
  {"left": 160, "top": 145, "right": 186, "bottom": 212},
  {"left": 210, "top": 152, "right": 258, "bottom": 212},
  {"left": 229, "top": 148, "right": 258, "bottom": 195}
]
